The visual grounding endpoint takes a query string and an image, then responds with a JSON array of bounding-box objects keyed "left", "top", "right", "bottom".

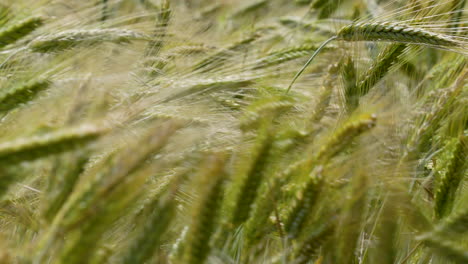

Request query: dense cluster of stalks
[{"left": 0, "top": 0, "right": 466, "bottom": 263}]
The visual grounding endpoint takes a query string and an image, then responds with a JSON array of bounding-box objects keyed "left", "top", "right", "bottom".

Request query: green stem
[{"left": 286, "top": 36, "right": 337, "bottom": 93}]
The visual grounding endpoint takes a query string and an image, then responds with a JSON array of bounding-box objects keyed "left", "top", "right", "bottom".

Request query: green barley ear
[
  {"left": 334, "top": 172, "right": 368, "bottom": 264},
  {"left": 336, "top": 23, "right": 461, "bottom": 47},
  {"left": 310, "top": 0, "right": 328, "bottom": 11},
  {"left": 284, "top": 166, "right": 324, "bottom": 239},
  {"left": 431, "top": 55, "right": 467, "bottom": 92},
  {"left": 231, "top": 123, "right": 274, "bottom": 226},
  {"left": 280, "top": 113, "right": 377, "bottom": 184},
  {"left": 0, "top": 122, "right": 106, "bottom": 164},
  {"left": 417, "top": 234, "right": 468, "bottom": 263},
  {"left": 240, "top": 95, "right": 295, "bottom": 131},
  {"left": 355, "top": 44, "right": 407, "bottom": 103},
  {"left": 308, "top": 63, "right": 338, "bottom": 127},
  {"left": 162, "top": 78, "right": 254, "bottom": 103},
  {"left": 434, "top": 135, "right": 467, "bottom": 219},
  {"left": 371, "top": 198, "right": 399, "bottom": 264},
  {"left": 120, "top": 179, "right": 179, "bottom": 264},
  {"left": 243, "top": 174, "right": 284, "bottom": 254},
  {"left": 449, "top": 0, "right": 467, "bottom": 34},
  {"left": 252, "top": 44, "right": 335, "bottom": 70},
  {"left": 231, "top": 0, "right": 268, "bottom": 19},
  {"left": 0, "top": 5, "right": 12, "bottom": 29},
  {"left": 0, "top": 16, "right": 43, "bottom": 49},
  {"left": 314, "top": 113, "right": 377, "bottom": 164},
  {"left": 47, "top": 122, "right": 180, "bottom": 264},
  {"left": 402, "top": 70, "right": 466, "bottom": 163},
  {"left": 315, "top": 0, "right": 340, "bottom": 19},
  {"left": 193, "top": 33, "right": 261, "bottom": 73},
  {"left": 292, "top": 222, "right": 335, "bottom": 264},
  {"left": 0, "top": 78, "right": 50, "bottom": 113},
  {"left": 29, "top": 29, "right": 148, "bottom": 53},
  {"left": 41, "top": 153, "right": 90, "bottom": 222},
  {"left": 0, "top": 123, "right": 104, "bottom": 199},
  {"left": 143, "top": 0, "right": 171, "bottom": 74},
  {"left": 146, "top": 0, "right": 170, "bottom": 56},
  {"left": 184, "top": 153, "right": 228, "bottom": 264},
  {"left": 100, "top": 0, "right": 109, "bottom": 21},
  {"left": 340, "top": 56, "right": 358, "bottom": 113},
  {"left": 90, "top": 245, "right": 113, "bottom": 264},
  {"left": 431, "top": 206, "right": 468, "bottom": 238},
  {"left": 288, "top": 20, "right": 464, "bottom": 93}
]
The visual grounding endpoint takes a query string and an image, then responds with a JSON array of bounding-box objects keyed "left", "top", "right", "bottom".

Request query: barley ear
[
  {"left": 184, "top": 153, "right": 228, "bottom": 264},
  {"left": 231, "top": 124, "right": 274, "bottom": 226},
  {"left": 417, "top": 234, "right": 468, "bottom": 263},
  {"left": 355, "top": 44, "right": 406, "bottom": 102},
  {"left": 334, "top": 172, "right": 368, "bottom": 264},
  {"left": 143, "top": 0, "right": 171, "bottom": 75},
  {"left": 434, "top": 135, "right": 467, "bottom": 219},
  {"left": 0, "top": 78, "right": 50, "bottom": 112},
  {"left": 340, "top": 56, "right": 358, "bottom": 112},
  {"left": 0, "top": 123, "right": 105, "bottom": 164},
  {"left": 432, "top": 206, "right": 468, "bottom": 238},
  {"left": 314, "top": 113, "right": 377, "bottom": 164},
  {"left": 292, "top": 223, "right": 335, "bottom": 264},
  {"left": 284, "top": 167, "right": 324, "bottom": 239},
  {"left": 121, "top": 184, "right": 178, "bottom": 264},
  {"left": 29, "top": 29, "right": 148, "bottom": 53},
  {"left": 0, "top": 16, "right": 43, "bottom": 48}
]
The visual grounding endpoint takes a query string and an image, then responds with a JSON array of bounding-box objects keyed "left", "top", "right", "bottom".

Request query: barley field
[{"left": 0, "top": 0, "right": 466, "bottom": 263}]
